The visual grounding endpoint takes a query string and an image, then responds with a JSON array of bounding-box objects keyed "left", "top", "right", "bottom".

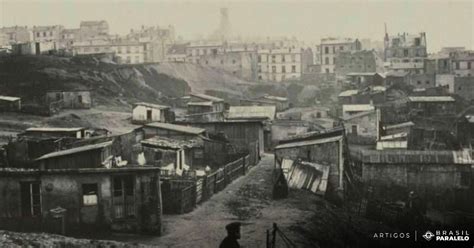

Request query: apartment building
[{"left": 320, "top": 37, "right": 361, "bottom": 74}]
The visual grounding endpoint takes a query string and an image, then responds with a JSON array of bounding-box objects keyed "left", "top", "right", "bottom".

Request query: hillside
[{"left": 0, "top": 55, "right": 258, "bottom": 110}]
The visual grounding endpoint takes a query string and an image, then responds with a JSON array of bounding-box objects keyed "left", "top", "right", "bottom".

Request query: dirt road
[{"left": 119, "top": 154, "right": 322, "bottom": 248}]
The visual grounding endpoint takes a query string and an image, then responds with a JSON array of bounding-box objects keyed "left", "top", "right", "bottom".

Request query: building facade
[
  {"left": 257, "top": 48, "right": 302, "bottom": 82},
  {"left": 384, "top": 32, "right": 427, "bottom": 74},
  {"left": 320, "top": 38, "right": 361, "bottom": 74}
]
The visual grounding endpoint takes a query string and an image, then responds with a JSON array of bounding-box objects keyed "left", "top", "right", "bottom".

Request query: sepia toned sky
[{"left": 1, "top": 0, "right": 473, "bottom": 52}]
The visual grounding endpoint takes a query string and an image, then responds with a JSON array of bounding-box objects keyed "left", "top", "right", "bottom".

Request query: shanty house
[
  {"left": 142, "top": 122, "right": 205, "bottom": 140},
  {"left": 0, "top": 95, "right": 21, "bottom": 112},
  {"left": 407, "top": 96, "right": 456, "bottom": 117},
  {"left": 227, "top": 106, "right": 276, "bottom": 121},
  {"left": 132, "top": 102, "right": 173, "bottom": 124},
  {"left": 342, "top": 109, "right": 380, "bottom": 144},
  {"left": 45, "top": 90, "right": 92, "bottom": 109},
  {"left": 240, "top": 95, "right": 289, "bottom": 112},
  {"left": 274, "top": 128, "right": 346, "bottom": 199},
  {"left": 186, "top": 93, "right": 225, "bottom": 114},
  {"left": 351, "top": 147, "right": 473, "bottom": 212},
  {"left": 0, "top": 167, "right": 162, "bottom": 235},
  {"left": 0, "top": 141, "right": 162, "bottom": 235},
  {"left": 342, "top": 104, "right": 375, "bottom": 118}
]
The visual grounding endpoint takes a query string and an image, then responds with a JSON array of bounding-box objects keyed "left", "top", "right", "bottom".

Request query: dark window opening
[
  {"left": 146, "top": 109, "right": 152, "bottom": 121},
  {"left": 352, "top": 125, "right": 358, "bottom": 135},
  {"left": 78, "top": 95, "right": 83, "bottom": 104},
  {"left": 113, "top": 176, "right": 135, "bottom": 219}
]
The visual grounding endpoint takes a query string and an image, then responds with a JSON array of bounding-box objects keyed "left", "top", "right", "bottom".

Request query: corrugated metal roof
[
  {"left": 338, "top": 90, "right": 359, "bottom": 97},
  {"left": 35, "top": 141, "right": 112, "bottom": 161},
  {"left": 26, "top": 127, "right": 85, "bottom": 132},
  {"left": 133, "top": 102, "right": 170, "bottom": 109},
  {"left": 228, "top": 106, "right": 276, "bottom": 121},
  {"left": 141, "top": 136, "right": 202, "bottom": 149},
  {"left": 342, "top": 110, "right": 375, "bottom": 121},
  {"left": 0, "top": 95, "right": 20, "bottom": 101},
  {"left": 408, "top": 96, "right": 455, "bottom": 102},
  {"left": 144, "top": 122, "right": 205, "bottom": 135},
  {"left": 189, "top": 93, "right": 224, "bottom": 102},
  {"left": 351, "top": 147, "right": 473, "bottom": 164},
  {"left": 380, "top": 132, "right": 408, "bottom": 141},
  {"left": 275, "top": 135, "right": 343, "bottom": 150}
]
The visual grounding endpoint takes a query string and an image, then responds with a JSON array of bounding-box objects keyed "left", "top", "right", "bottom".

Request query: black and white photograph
[{"left": 0, "top": 0, "right": 473, "bottom": 247}]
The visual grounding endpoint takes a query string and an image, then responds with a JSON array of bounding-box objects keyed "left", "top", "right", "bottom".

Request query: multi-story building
[
  {"left": 335, "top": 50, "right": 384, "bottom": 77},
  {"left": 320, "top": 37, "right": 361, "bottom": 74},
  {"left": 384, "top": 32, "right": 427, "bottom": 74},
  {"left": 126, "top": 25, "right": 175, "bottom": 63},
  {"left": 186, "top": 41, "right": 224, "bottom": 63},
  {"left": 78, "top": 20, "right": 109, "bottom": 40},
  {"left": 195, "top": 48, "right": 258, "bottom": 80},
  {"left": 0, "top": 26, "right": 32, "bottom": 46},
  {"left": 72, "top": 40, "right": 145, "bottom": 64},
  {"left": 32, "top": 25, "right": 64, "bottom": 43},
  {"left": 257, "top": 48, "right": 302, "bottom": 82},
  {"left": 451, "top": 50, "right": 474, "bottom": 77}
]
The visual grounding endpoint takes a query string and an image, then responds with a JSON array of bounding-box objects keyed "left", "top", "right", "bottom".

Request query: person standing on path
[{"left": 219, "top": 222, "right": 241, "bottom": 248}]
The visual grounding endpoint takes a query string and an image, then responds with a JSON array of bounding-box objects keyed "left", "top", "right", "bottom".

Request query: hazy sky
[{"left": 1, "top": 0, "right": 473, "bottom": 52}]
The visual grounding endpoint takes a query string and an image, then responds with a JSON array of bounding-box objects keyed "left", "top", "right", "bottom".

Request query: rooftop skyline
[{"left": 1, "top": 0, "right": 473, "bottom": 52}]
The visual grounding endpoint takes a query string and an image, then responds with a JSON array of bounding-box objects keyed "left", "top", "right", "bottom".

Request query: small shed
[
  {"left": 132, "top": 102, "right": 173, "bottom": 124},
  {"left": 21, "top": 127, "right": 87, "bottom": 139},
  {"left": 46, "top": 90, "right": 92, "bottom": 109},
  {"left": 0, "top": 96, "right": 21, "bottom": 112},
  {"left": 187, "top": 93, "right": 225, "bottom": 114}
]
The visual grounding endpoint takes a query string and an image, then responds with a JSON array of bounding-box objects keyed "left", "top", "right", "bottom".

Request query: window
[
  {"left": 272, "top": 66, "right": 276, "bottom": 73},
  {"left": 43, "top": 32, "right": 46, "bottom": 37},
  {"left": 20, "top": 182, "right": 41, "bottom": 217},
  {"left": 82, "top": 184, "right": 98, "bottom": 206},
  {"left": 404, "top": 49, "right": 409, "bottom": 56},
  {"left": 414, "top": 38, "right": 421, "bottom": 46},
  {"left": 455, "top": 62, "right": 460, "bottom": 69},
  {"left": 113, "top": 176, "right": 135, "bottom": 219},
  {"left": 325, "top": 57, "right": 329, "bottom": 65},
  {"left": 291, "top": 54, "right": 296, "bottom": 62},
  {"left": 333, "top": 57, "right": 336, "bottom": 65},
  {"left": 417, "top": 81, "right": 421, "bottom": 85},
  {"left": 258, "top": 66, "right": 262, "bottom": 73},
  {"left": 324, "top": 47, "right": 329, "bottom": 54},
  {"left": 332, "top": 47, "right": 335, "bottom": 53},
  {"left": 339, "top": 46, "right": 344, "bottom": 51},
  {"left": 220, "top": 60, "right": 224, "bottom": 64},
  {"left": 282, "top": 55, "right": 286, "bottom": 62},
  {"left": 325, "top": 68, "right": 330, "bottom": 74},
  {"left": 146, "top": 109, "right": 152, "bottom": 120},
  {"left": 56, "top": 93, "right": 61, "bottom": 101},
  {"left": 351, "top": 125, "right": 358, "bottom": 135},
  {"left": 126, "top": 47, "right": 130, "bottom": 54},
  {"left": 291, "top": 65, "right": 296, "bottom": 73},
  {"left": 36, "top": 32, "right": 40, "bottom": 37},
  {"left": 468, "top": 62, "right": 472, "bottom": 69},
  {"left": 272, "top": 55, "right": 276, "bottom": 63},
  {"left": 232, "top": 59, "right": 236, "bottom": 64},
  {"left": 425, "top": 81, "right": 430, "bottom": 85},
  {"left": 78, "top": 95, "right": 83, "bottom": 104},
  {"left": 282, "top": 66, "right": 286, "bottom": 73},
  {"left": 258, "top": 55, "right": 262, "bottom": 63}
]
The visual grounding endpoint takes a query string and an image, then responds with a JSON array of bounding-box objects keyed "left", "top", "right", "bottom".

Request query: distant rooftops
[
  {"left": 321, "top": 37, "right": 357, "bottom": 45},
  {"left": 187, "top": 101, "right": 213, "bottom": 107},
  {"left": 342, "top": 110, "right": 375, "bottom": 121},
  {"left": 408, "top": 96, "right": 455, "bottom": 102},
  {"left": 275, "top": 135, "right": 343, "bottom": 150},
  {"left": 134, "top": 102, "right": 170, "bottom": 109},
  {"left": 342, "top": 104, "right": 375, "bottom": 112},
  {"left": 338, "top": 90, "right": 359, "bottom": 97},
  {"left": 144, "top": 122, "right": 205, "bottom": 135},
  {"left": 36, "top": 141, "right": 112, "bottom": 161},
  {"left": 260, "top": 95, "right": 288, "bottom": 102}
]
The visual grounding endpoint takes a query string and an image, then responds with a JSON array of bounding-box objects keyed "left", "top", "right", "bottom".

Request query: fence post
[{"left": 242, "top": 156, "right": 246, "bottom": 175}]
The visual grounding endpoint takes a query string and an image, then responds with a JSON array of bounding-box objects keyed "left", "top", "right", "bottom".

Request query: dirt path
[{"left": 118, "top": 154, "right": 320, "bottom": 247}]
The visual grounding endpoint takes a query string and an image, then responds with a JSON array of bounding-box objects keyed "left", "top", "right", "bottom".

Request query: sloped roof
[
  {"left": 189, "top": 93, "right": 224, "bottom": 102},
  {"left": 260, "top": 95, "right": 288, "bottom": 102},
  {"left": 141, "top": 136, "right": 202, "bottom": 149},
  {"left": 384, "top": 121, "right": 415, "bottom": 130},
  {"left": 26, "top": 127, "right": 85, "bottom": 132},
  {"left": 133, "top": 102, "right": 170, "bottom": 109},
  {"left": 0, "top": 95, "right": 20, "bottom": 101},
  {"left": 275, "top": 135, "right": 343, "bottom": 150},
  {"left": 35, "top": 141, "right": 112, "bottom": 161},
  {"left": 338, "top": 90, "right": 359, "bottom": 97},
  {"left": 144, "top": 122, "right": 205, "bottom": 135},
  {"left": 187, "top": 101, "right": 213, "bottom": 107},
  {"left": 228, "top": 106, "right": 276, "bottom": 121}
]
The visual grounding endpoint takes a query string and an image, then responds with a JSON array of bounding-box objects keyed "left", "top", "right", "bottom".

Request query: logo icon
[{"left": 422, "top": 231, "right": 435, "bottom": 241}]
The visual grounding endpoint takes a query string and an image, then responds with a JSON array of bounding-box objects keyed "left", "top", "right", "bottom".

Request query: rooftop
[
  {"left": 35, "top": 141, "right": 112, "bottom": 161},
  {"left": 321, "top": 37, "right": 356, "bottom": 45},
  {"left": 187, "top": 101, "right": 213, "bottom": 107},
  {"left": 408, "top": 96, "right": 455, "bottom": 102},
  {"left": 133, "top": 102, "right": 170, "bottom": 109},
  {"left": 144, "top": 122, "right": 205, "bottom": 135},
  {"left": 260, "top": 95, "right": 288, "bottom": 102},
  {"left": 189, "top": 93, "right": 224, "bottom": 102},
  {"left": 141, "top": 136, "right": 202, "bottom": 149},
  {"left": 384, "top": 121, "right": 415, "bottom": 130},
  {"left": 26, "top": 127, "right": 85, "bottom": 132},
  {"left": 228, "top": 106, "right": 276, "bottom": 121},
  {"left": 0, "top": 95, "right": 20, "bottom": 101},
  {"left": 275, "top": 135, "right": 343, "bottom": 150},
  {"left": 342, "top": 110, "right": 375, "bottom": 121},
  {"left": 342, "top": 104, "right": 375, "bottom": 112},
  {"left": 338, "top": 89, "right": 359, "bottom": 97}
]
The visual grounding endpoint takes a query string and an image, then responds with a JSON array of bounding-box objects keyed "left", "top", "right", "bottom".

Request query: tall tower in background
[{"left": 211, "top": 7, "right": 232, "bottom": 42}]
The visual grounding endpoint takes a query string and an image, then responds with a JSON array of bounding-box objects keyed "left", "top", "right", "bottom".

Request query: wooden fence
[{"left": 163, "top": 154, "right": 254, "bottom": 214}]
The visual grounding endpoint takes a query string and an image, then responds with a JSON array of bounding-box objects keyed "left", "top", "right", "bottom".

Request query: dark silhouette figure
[{"left": 219, "top": 222, "right": 241, "bottom": 248}]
